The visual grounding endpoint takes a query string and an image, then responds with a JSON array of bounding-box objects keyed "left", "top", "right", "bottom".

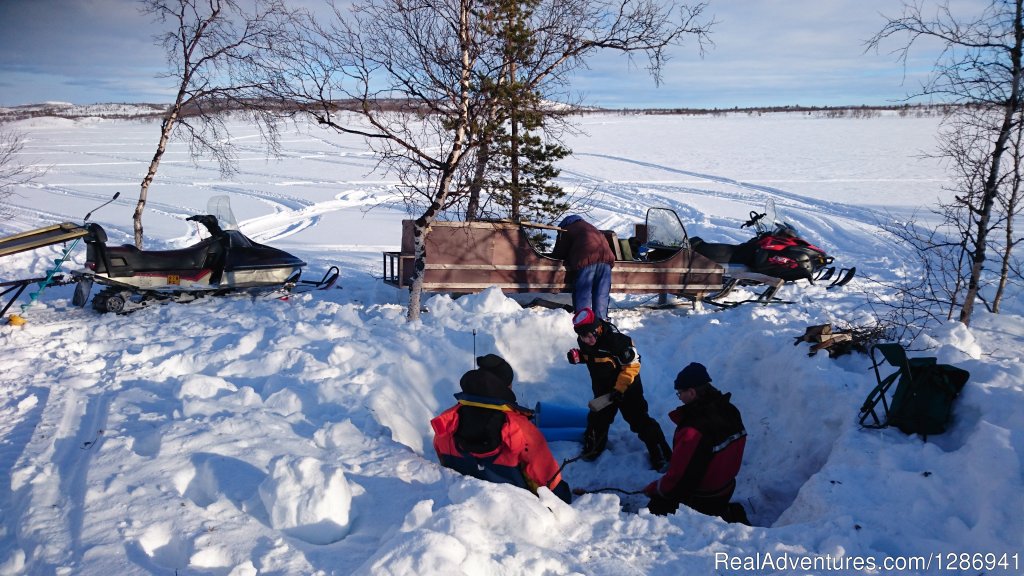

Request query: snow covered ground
[{"left": 0, "top": 111, "right": 1021, "bottom": 575}]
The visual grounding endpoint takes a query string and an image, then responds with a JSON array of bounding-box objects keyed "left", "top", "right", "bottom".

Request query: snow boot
[
  {"left": 646, "top": 439, "right": 672, "bottom": 472},
  {"left": 639, "top": 422, "right": 672, "bottom": 471},
  {"left": 580, "top": 429, "right": 606, "bottom": 462}
]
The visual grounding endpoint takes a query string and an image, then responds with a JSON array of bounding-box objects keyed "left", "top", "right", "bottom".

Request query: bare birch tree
[
  {"left": 0, "top": 128, "right": 43, "bottom": 219},
  {"left": 278, "top": 0, "right": 712, "bottom": 320},
  {"left": 868, "top": 0, "right": 1024, "bottom": 327},
  {"left": 989, "top": 105, "right": 1024, "bottom": 311},
  {"left": 134, "top": 0, "right": 296, "bottom": 247},
  {"left": 277, "top": 0, "right": 481, "bottom": 320}
]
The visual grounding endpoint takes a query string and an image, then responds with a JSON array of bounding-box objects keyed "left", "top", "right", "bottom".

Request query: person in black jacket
[{"left": 566, "top": 307, "right": 672, "bottom": 470}]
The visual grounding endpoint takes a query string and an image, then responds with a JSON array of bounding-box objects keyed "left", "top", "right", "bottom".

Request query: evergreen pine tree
[{"left": 474, "top": 0, "right": 572, "bottom": 226}]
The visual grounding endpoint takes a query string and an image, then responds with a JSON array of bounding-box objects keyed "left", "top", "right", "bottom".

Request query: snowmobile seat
[
  {"left": 86, "top": 222, "right": 108, "bottom": 244},
  {"left": 102, "top": 239, "right": 221, "bottom": 274},
  {"left": 84, "top": 221, "right": 225, "bottom": 277},
  {"left": 83, "top": 223, "right": 114, "bottom": 273},
  {"left": 690, "top": 237, "right": 756, "bottom": 266},
  {"left": 859, "top": 343, "right": 969, "bottom": 437},
  {"left": 691, "top": 237, "right": 735, "bottom": 264}
]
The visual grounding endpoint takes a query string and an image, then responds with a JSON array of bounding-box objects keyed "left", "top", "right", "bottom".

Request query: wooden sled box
[{"left": 383, "top": 209, "right": 725, "bottom": 302}]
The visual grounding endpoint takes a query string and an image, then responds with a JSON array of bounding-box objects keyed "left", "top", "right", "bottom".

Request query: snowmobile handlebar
[
  {"left": 741, "top": 211, "right": 766, "bottom": 228},
  {"left": 186, "top": 214, "right": 225, "bottom": 237}
]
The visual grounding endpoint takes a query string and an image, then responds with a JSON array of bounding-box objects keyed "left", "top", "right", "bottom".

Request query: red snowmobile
[{"left": 692, "top": 200, "right": 855, "bottom": 305}]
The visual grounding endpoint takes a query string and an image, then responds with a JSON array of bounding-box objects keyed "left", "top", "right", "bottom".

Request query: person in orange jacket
[
  {"left": 431, "top": 354, "right": 572, "bottom": 504},
  {"left": 644, "top": 362, "right": 747, "bottom": 519}
]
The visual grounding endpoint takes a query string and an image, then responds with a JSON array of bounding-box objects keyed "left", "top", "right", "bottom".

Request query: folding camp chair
[{"left": 859, "top": 343, "right": 969, "bottom": 437}]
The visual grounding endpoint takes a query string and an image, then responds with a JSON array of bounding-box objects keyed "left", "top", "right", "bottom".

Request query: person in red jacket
[
  {"left": 431, "top": 354, "right": 572, "bottom": 504},
  {"left": 644, "top": 362, "right": 747, "bottom": 518},
  {"left": 550, "top": 215, "right": 616, "bottom": 319}
]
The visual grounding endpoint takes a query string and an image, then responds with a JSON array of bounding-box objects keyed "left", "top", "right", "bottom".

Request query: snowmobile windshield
[
  {"left": 208, "top": 195, "right": 240, "bottom": 231},
  {"left": 645, "top": 208, "right": 689, "bottom": 249},
  {"left": 776, "top": 222, "right": 799, "bottom": 237},
  {"left": 225, "top": 231, "right": 254, "bottom": 248},
  {"left": 763, "top": 200, "right": 800, "bottom": 237},
  {"left": 764, "top": 198, "right": 778, "bottom": 230}
]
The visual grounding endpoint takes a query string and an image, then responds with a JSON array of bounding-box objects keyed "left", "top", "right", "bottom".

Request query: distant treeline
[
  {"left": 600, "top": 103, "right": 955, "bottom": 118},
  {"left": 0, "top": 101, "right": 955, "bottom": 122}
]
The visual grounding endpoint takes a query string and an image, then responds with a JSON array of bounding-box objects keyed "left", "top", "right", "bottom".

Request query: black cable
[
  {"left": 572, "top": 486, "right": 645, "bottom": 496},
  {"left": 544, "top": 453, "right": 583, "bottom": 487}
]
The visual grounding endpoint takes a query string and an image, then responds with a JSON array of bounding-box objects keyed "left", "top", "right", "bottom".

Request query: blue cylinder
[
  {"left": 533, "top": 401, "right": 589, "bottom": 429},
  {"left": 540, "top": 427, "right": 586, "bottom": 443}
]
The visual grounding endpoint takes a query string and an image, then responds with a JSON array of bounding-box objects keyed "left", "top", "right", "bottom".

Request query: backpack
[{"left": 887, "top": 360, "right": 969, "bottom": 436}]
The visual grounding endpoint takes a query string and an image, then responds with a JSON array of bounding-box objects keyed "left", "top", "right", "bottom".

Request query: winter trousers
[
  {"left": 584, "top": 381, "right": 669, "bottom": 461},
  {"left": 647, "top": 478, "right": 737, "bottom": 519},
  {"left": 572, "top": 262, "right": 612, "bottom": 320}
]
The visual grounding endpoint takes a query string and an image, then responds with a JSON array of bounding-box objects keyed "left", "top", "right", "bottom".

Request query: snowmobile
[
  {"left": 692, "top": 200, "right": 855, "bottom": 305},
  {"left": 73, "top": 196, "right": 337, "bottom": 313}
]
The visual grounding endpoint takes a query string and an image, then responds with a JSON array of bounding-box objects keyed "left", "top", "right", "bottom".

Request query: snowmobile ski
[
  {"left": 291, "top": 266, "right": 341, "bottom": 294},
  {"left": 826, "top": 267, "right": 856, "bottom": 289}
]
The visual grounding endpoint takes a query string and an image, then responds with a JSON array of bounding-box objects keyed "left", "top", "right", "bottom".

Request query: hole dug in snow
[{"left": 729, "top": 358, "right": 851, "bottom": 527}]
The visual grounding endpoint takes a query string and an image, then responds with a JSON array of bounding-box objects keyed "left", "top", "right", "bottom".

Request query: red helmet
[{"left": 572, "top": 307, "right": 599, "bottom": 335}]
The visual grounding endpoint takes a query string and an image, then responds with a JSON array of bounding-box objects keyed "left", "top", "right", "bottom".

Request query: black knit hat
[
  {"left": 476, "top": 354, "right": 514, "bottom": 387},
  {"left": 674, "top": 362, "right": 711, "bottom": 390},
  {"left": 460, "top": 369, "right": 516, "bottom": 403}
]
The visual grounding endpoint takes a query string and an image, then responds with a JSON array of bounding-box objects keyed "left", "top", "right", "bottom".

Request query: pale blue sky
[{"left": 0, "top": 0, "right": 964, "bottom": 109}]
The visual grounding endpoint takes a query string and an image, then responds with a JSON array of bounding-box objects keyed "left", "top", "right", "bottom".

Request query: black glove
[
  {"left": 609, "top": 389, "right": 624, "bottom": 404},
  {"left": 567, "top": 349, "right": 582, "bottom": 364}
]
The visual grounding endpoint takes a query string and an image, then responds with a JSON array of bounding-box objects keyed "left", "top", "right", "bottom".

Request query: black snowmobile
[
  {"left": 693, "top": 200, "right": 855, "bottom": 305},
  {"left": 74, "top": 197, "right": 336, "bottom": 313}
]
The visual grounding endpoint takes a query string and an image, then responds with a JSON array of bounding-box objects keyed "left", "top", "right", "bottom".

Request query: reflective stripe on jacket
[
  {"left": 651, "top": 391, "right": 746, "bottom": 499},
  {"left": 580, "top": 327, "right": 641, "bottom": 394}
]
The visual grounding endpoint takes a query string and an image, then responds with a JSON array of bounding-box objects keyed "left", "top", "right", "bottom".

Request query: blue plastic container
[
  {"left": 533, "top": 402, "right": 589, "bottom": 429},
  {"left": 539, "top": 427, "right": 586, "bottom": 443}
]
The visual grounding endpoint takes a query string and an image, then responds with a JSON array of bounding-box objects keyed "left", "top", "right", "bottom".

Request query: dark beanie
[
  {"left": 476, "top": 354, "right": 514, "bottom": 387},
  {"left": 460, "top": 368, "right": 516, "bottom": 403},
  {"left": 674, "top": 362, "right": 711, "bottom": 390},
  {"left": 559, "top": 215, "right": 583, "bottom": 228}
]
